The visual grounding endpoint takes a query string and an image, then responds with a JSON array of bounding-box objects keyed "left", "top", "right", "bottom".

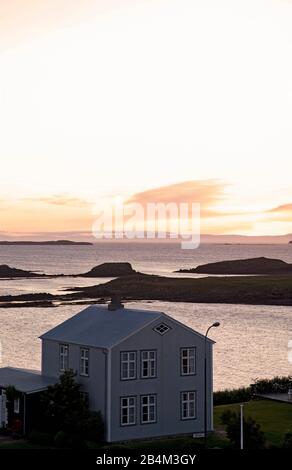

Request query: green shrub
[
  {"left": 28, "top": 431, "right": 53, "bottom": 446},
  {"left": 214, "top": 376, "right": 292, "bottom": 406},
  {"left": 54, "top": 430, "right": 88, "bottom": 449},
  {"left": 220, "top": 410, "right": 266, "bottom": 449},
  {"left": 220, "top": 409, "right": 236, "bottom": 426},
  {"left": 214, "top": 387, "right": 252, "bottom": 406},
  {"left": 283, "top": 432, "right": 292, "bottom": 449},
  {"left": 0, "top": 427, "right": 8, "bottom": 436},
  {"left": 54, "top": 430, "right": 70, "bottom": 448},
  {"left": 251, "top": 376, "right": 292, "bottom": 394},
  {"left": 81, "top": 411, "right": 104, "bottom": 443}
]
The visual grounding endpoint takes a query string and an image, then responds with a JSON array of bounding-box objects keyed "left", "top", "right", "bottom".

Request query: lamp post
[
  {"left": 240, "top": 403, "right": 244, "bottom": 450},
  {"left": 204, "top": 321, "right": 220, "bottom": 448}
]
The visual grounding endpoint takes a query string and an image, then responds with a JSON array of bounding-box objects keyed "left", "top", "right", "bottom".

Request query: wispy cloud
[
  {"left": 0, "top": 0, "right": 96, "bottom": 49},
  {"left": 126, "top": 180, "right": 228, "bottom": 217},
  {"left": 269, "top": 203, "right": 292, "bottom": 213},
  {"left": 29, "top": 194, "right": 93, "bottom": 208},
  {"left": 0, "top": 230, "right": 94, "bottom": 241},
  {"left": 266, "top": 203, "right": 292, "bottom": 222}
]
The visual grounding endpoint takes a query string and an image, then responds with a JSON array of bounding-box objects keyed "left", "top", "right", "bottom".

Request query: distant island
[
  {"left": 0, "top": 262, "right": 137, "bottom": 279},
  {"left": 175, "top": 257, "right": 292, "bottom": 275},
  {"left": 76, "top": 262, "right": 137, "bottom": 278},
  {"left": 0, "top": 240, "right": 93, "bottom": 246}
]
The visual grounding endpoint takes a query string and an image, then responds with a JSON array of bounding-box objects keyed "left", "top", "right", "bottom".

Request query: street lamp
[{"left": 204, "top": 321, "right": 220, "bottom": 448}]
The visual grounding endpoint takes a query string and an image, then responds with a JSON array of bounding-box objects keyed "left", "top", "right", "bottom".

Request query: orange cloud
[
  {"left": 0, "top": 196, "right": 94, "bottom": 233},
  {"left": 269, "top": 203, "right": 292, "bottom": 213},
  {"left": 266, "top": 203, "right": 292, "bottom": 221},
  {"left": 126, "top": 180, "right": 228, "bottom": 217},
  {"left": 1, "top": 185, "right": 292, "bottom": 237},
  {"left": 203, "top": 218, "right": 254, "bottom": 235},
  {"left": 37, "top": 195, "right": 92, "bottom": 208}
]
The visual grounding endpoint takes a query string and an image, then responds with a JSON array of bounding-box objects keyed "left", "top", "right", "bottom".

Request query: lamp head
[{"left": 212, "top": 322, "right": 220, "bottom": 328}]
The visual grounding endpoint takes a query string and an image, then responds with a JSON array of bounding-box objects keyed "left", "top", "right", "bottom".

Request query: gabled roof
[
  {"left": 0, "top": 367, "right": 57, "bottom": 394},
  {"left": 40, "top": 304, "right": 215, "bottom": 349},
  {"left": 161, "top": 312, "right": 215, "bottom": 345},
  {"left": 40, "top": 305, "right": 163, "bottom": 349}
]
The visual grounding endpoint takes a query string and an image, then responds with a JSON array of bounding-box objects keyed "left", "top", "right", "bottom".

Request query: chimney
[{"left": 108, "top": 294, "right": 124, "bottom": 311}]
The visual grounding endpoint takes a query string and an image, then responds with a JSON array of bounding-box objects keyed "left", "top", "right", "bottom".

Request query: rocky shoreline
[
  {"left": 1, "top": 272, "right": 292, "bottom": 308},
  {"left": 0, "top": 262, "right": 137, "bottom": 279}
]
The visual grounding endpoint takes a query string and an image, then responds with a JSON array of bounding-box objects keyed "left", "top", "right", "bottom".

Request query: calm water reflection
[{"left": 0, "top": 301, "right": 291, "bottom": 390}]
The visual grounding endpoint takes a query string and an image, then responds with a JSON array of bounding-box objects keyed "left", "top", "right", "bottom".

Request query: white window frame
[
  {"left": 181, "top": 391, "right": 196, "bottom": 420},
  {"left": 141, "top": 394, "right": 157, "bottom": 424},
  {"left": 120, "top": 396, "right": 136, "bottom": 426},
  {"left": 153, "top": 323, "right": 170, "bottom": 335},
  {"left": 14, "top": 397, "right": 20, "bottom": 414},
  {"left": 80, "top": 347, "right": 89, "bottom": 377},
  {"left": 59, "top": 344, "right": 69, "bottom": 372},
  {"left": 121, "top": 351, "right": 136, "bottom": 380},
  {"left": 181, "top": 348, "right": 196, "bottom": 376},
  {"left": 141, "top": 350, "right": 157, "bottom": 378}
]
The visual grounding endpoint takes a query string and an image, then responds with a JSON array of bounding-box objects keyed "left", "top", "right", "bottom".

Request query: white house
[{"left": 0, "top": 299, "right": 215, "bottom": 441}]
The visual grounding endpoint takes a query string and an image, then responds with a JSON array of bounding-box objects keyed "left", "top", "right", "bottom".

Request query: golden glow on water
[
  {"left": 0, "top": 243, "right": 292, "bottom": 390},
  {"left": 1, "top": 301, "right": 291, "bottom": 391}
]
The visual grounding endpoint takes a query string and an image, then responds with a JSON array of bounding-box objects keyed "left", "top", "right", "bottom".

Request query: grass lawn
[
  {"left": 214, "top": 399, "right": 292, "bottom": 447},
  {"left": 0, "top": 440, "right": 52, "bottom": 449},
  {"left": 89, "top": 433, "right": 230, "bottom": 450},
  {"left": 0, "top": 436, "right": 228, "bottom": 451}
]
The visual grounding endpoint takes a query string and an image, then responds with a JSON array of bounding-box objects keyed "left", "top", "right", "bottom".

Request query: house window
[
  {"left": 59, "top": 344, "right": 69, "bottom": 371},
  {"left": 181, "top": 348, "right": 196, "bottom": 375},
  {"left": 120, "top": 396, "right": 136, "bottom": 426},
  {"left": 80, "top": 348, "right": 89, "bottom": 376},
  {"left": 14, "top": 397, "right": 20, "bottom": 414},
  {"left": 181, "top": 391, "right": 196, "bottom": 420},
  {"left": 141, "top": 395, "right": 156, "bottom": 424},
  {"left": 141, "top": 351, "right": 157, "bottom": 378},
  {"left": 154, "top": 323, "right": 170, "bottom": 335},
  {"left": 121, "top": 351, "right": 136, "bottom": 380}
]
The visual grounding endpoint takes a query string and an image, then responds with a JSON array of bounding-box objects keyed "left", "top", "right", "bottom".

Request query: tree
[
  {"left": 220, "top": 409, "right": 266, "bottom": 449},
  {"left": 40, "top": 370, "right": 104, "bottom": 446},
  {"left": 43, "top": 370, "right": 87, "bottom": 434}
]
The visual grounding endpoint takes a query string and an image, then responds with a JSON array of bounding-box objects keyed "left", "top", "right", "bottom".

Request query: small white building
[{"left": 0, "top": 300, "right": 215, "bottom": 441}]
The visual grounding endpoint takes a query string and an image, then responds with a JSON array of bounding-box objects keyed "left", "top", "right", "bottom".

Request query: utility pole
[
  {"left": 204, "top": 322, "right": 220, "bottom": 448},
  {"left": 240, "top": 403, "right": 244, "bottom": 450}
]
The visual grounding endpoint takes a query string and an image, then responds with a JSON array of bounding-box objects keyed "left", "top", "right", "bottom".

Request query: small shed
[{"left": 0, "top": 367, "right": 57, "bottom": 434}]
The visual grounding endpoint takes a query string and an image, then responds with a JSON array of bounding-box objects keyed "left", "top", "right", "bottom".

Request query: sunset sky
[{"left": 1, "top": 0, "right": 292, "bottom": 238}]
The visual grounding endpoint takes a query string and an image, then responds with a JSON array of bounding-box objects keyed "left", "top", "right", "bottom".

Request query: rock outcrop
[
  {"left": 0, "top": 264, "right": 43, "bottom": 278},
  {"left": 175, "top": 257, "right": 292, "bottom": 275},
  {"left": 77, "top": 262, "right": 137, "bottom": 278}
]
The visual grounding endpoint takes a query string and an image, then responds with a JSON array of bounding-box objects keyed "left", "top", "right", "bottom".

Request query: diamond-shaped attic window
[{"left": 154, "top": 323, "right": 170, "bottom": 335}]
